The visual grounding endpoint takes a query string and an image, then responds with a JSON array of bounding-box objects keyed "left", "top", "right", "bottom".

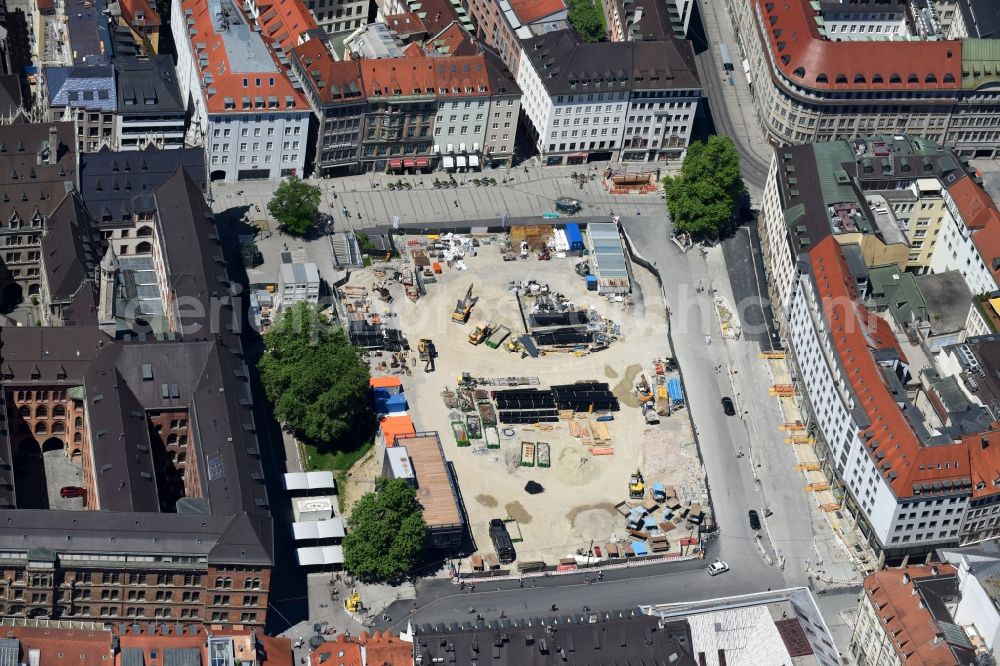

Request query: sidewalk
[{"left": 210, "top": 162, "right": 677, "bottom": 234}]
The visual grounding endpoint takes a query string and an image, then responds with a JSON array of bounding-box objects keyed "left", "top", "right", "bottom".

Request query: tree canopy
[
  {"left": 344, "top": 478, "right": 429, "bottom": 582},
  {"left": 258, "top": 302, "right": 371, "bottom": 446},
  {"left": 662, "top": 136, "right": 745, "bottom": 238},
  {"left": 568, "top": 0, "right": 605, "bottom": 43},
  {"left": 267, "top": 176, "right": 322, "bottom": 236}
]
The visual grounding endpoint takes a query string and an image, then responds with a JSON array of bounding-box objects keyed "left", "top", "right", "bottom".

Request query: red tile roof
[
  {"left": 312, "top": 635, "right": 363, "bottom": 666},
  {"left": 254, "top": 0, "right": 318, "bottom": 57},
  {"left": 509, "top": 0, "right": 565, "bottom": 25},
  {"left": 808, "top": 235, "right": 1000, "bottom": 498},
  {"left": 4, "top": 626, "right": 110, "bottom": 665},
  {"left": 947, "top": 175, "right": 1000, "bottom": 285},
  {"left": 311, "top": 632, "right": 411, "bottom": 666},
  {"left": 180, "top": 0, "right": 309, "bottom": 114},
  {"left": 358, "top": 53, "right": 491, "bottom": 99},
  {"left": 119, "top": 0, "right": 161, "bottom": 28},
  {"left": 863, "top": 565, "right": 959, "bottom": 664},
  {"left": 385, "top": 11, "right": 428, "bottom": 38},
  {"left": 425, "top": 22, "right": 478, "bottom": 57},
  {"left": 118, "top": 626, "right": 292, "bottom": 665},
  {"left": 415, "top": 0, "right": 463, "bottom": 36},
  {"left": 291, "top": 40, "right": 365, "bottom": 105},
  {"left": 755, "top": 0, "right": 962, "bottom": 92}
]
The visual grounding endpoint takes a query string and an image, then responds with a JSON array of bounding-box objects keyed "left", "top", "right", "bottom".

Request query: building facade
[
  {"left": 172, "top": 0, "right": 312, "bottom": 180},
  {"left": 517, "top": 30, "right": 700, "bottom": 165},
  {"left": 293, "top": 41, "right": 520, "bottom": 172},
  {"left": 729, "top": 0, "right": 1000, "bottom": 157}
]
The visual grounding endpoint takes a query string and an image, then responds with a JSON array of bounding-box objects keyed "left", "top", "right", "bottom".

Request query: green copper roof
[{"left": 962, "top": 38, "right": 1000, "bottom": 90}]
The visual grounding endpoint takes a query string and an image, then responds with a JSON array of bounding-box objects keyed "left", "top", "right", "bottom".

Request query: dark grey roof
[
  {"left": 610, "top": 0, "right": 674, "bottom": 40},
  {"left": 414, "top": 611, "right": 696, "bottom": 666},
  {"left": 520, "top": 29, "right": 700, "bottom": 97},
  {"left": 483, "top": 45, "right": 520, "bottom": 97},
  {"left": 0, "top": 155, "right": 270, "bottom": 566},
  {"left": 65, "top": 0, "right": 112, "bottom": 64},
  {"left": 122, "top": 647, "right": 145, "bottom": 666},
  {"left": 915, "top": 271, "right": 972, "bottom": 336},
  {"left": 79, "top": 147, "right": 207, "bottom": 224},
  {"left": 0, "top": 75, "right": 24, "bottom": 118},
  {"left": 116, "top": 55, "right": 185, "bottom": 117},
  {"left": 0, "top": 122, "right": 77, "bottom": 225},
  {"left": 41, "top": 193, "right": 99, "bottom": 302},
  {"left": 959, "top": 0, "right": 1000, "bottom": 39},
  {"left": 163, "top": 648, "right": 201, "bottom": 666},
  {"left": 45, "top": 64, "right": 116, "bottom": 112}
]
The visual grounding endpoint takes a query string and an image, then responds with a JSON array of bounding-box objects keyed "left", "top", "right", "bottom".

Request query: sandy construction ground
[{"left": 348, "top": 235, "right": 702, "bottom": 566}]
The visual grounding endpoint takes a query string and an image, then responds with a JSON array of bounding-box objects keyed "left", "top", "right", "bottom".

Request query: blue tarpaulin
[
  {"left": 667, "top": 378, "right": 684, "bottom": 404},
  {"left": 565, "top": 223, "right": 584, "bottom": 252},
  {"left": 631, "top": 541, "right": 649, "bottom": 556}
]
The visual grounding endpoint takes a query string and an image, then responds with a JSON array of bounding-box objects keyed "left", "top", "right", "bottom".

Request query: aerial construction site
[{"left": 339, "top": 222, "right": 711, "bottom": 571}]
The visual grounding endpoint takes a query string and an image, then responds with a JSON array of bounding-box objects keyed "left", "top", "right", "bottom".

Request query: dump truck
[
  {"left": 628, "top": 470, "right": 645, "bottom": 499},
  {"left": 485, "top": 324, "right": 511, "bottom": 349},
  {"left": 489, "top": 518, "right": 517, "bottom": 564},
  {"left": 452, "top": 284, "right": 476, "bottom": 324}
]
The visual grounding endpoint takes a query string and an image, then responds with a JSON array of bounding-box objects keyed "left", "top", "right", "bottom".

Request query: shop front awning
[
  {"left": 415, "top": 157, "right": 429, "bottom": 167},
  {"left": 456, "top": 155, "right": 467, "bottom": 167},
  {"left": 403, "top": 158, "right": 415, "bottom": 168},
  {"left": 442, "top": 155, "right": 455, "bottom": 168},
  {"left": 468, "top": 154, "right": 480, "bottom": 167},
  {"left": 568, "top": 152, "right": 588, "bottom": 158},
  {"left": 388, "top": 159, "right": 403, "bottom": 169}
]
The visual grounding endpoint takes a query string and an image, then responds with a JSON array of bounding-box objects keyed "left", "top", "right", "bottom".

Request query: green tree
[
  {"left": 344, "top": 478, "right": 429, "bottom": 582},
  {"left": 258, "top": 302, "right": 371, "bottom": 445},
  {"left": 568, "top": 0, "right": 605, "bottom": 42},
  {"left": 267, "top": 176, "right": 322, "bottom": 236},
  {"left": 662, "top": 136, "right": 745, "bottom": 238}
]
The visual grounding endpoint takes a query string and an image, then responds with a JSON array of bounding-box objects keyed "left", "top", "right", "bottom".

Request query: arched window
[
  {"left": 73, "top": 432, "right": 82, "bottom": 443},
  {"left": 35, "top": 406, "right": 46, "bottom": 418},
  {"left": 135, "top": 241, "right": 152, "bottom": 254},
  {"left": 224, "top": 577, "right": 233, "bottom": 589},
  {"left": 136, "top": 226, "right": 153, "bottom": 237},
  {"left": 34, "top": 422, "right": 46, "bottom": 434},
  {"left": 52, "top": 404, "right": 65, "bottom": 417},
  {"left": 74, "top": 417, "right": 82, "bottom": 428},
  {"left": 167, "top": 433, "right": 178, "bottom": 445},
  {"left": 18, "top": 406, "right": 29, "bottom": 417},
  {"left": 52, "top": 422, "right": 64, "bottom": 434},
  {"left": 214, "top": 577, "right": 223, "bottom": 589}
]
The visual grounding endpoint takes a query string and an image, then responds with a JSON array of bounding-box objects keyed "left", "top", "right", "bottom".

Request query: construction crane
[
  {"left": 418, "top": 339, "right": 436, "bottom": 372},
  {"left": 628, "top": 469, "right": 645, "bottom": 499},
  {"left": 452, "top": 284, "right": 477, "bottom": 324}
]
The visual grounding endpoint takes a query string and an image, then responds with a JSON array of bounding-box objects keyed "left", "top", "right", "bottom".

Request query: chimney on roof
[
  {"left": 931, "top": 566, "right": 939, "bottom": 576},
  {"left": 902, "top": 573, "right": 910, "bottom": 585},
  {"left": 983, "top": 436, "right": 990, "bottom": 449}
]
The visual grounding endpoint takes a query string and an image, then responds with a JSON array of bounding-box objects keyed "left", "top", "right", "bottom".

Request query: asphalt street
[{"left": 721, "top": 224, "right": 779, "bottom": 350}]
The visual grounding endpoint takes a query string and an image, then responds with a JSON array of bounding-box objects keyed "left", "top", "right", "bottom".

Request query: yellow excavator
[
  {"left": 452, "top": 284, "right": 477, "bottom": 324},
  {"left": 628, "top": 469, "right": 645, "bottom": 499},
  {"left": 345, "top": 592, "right": 362, "bottom": 612}
]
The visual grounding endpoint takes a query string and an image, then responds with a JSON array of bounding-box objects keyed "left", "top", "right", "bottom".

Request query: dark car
[
  {"left": 60, "top": 486, "right": 86, "bottom": 499},
  {"left": 721, "top": 397, "right": 736, "bottom": 416},
  {"left": 748, "top": 509, "right": 761, "bottom": 530}
]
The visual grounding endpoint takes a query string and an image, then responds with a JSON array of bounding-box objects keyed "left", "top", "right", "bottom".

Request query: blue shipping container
[
  {"left": 585, "top": 274, "right": 598, "bottom": 291},
  {"left": 565, "top": 223, "right": 584, "bottom": 251}
]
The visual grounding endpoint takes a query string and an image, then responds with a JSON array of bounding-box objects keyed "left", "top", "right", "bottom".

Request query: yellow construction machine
[{"left": 628, "top": 469, "right": 645, "bottom": 499}]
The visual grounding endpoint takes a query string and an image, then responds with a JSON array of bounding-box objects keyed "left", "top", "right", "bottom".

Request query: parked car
[
  {"left": 748, "top": 509, "right": 761, "bottom": 530},
  {"left": 707, "top": 560, "right": 730, "bottom": 576},
  {"left": 60, "top": 486, "right": 86, "bottom": 499},
  {"left": 721, "top": 397, "right": 736, "bottom": 416}
]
